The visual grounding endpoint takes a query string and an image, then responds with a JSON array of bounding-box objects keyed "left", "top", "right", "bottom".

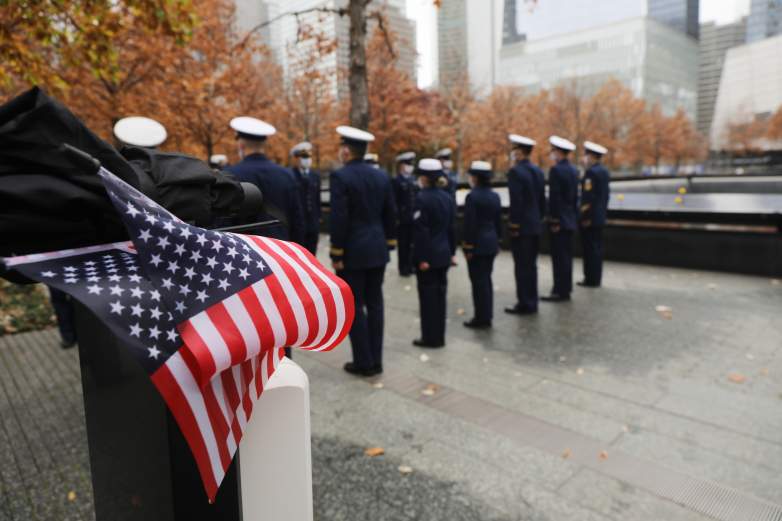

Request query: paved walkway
[{"left": 1, "top": 244, "right": 781, "bottom": 520}]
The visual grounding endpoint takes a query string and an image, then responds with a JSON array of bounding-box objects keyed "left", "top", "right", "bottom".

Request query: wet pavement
[{"left": 1, "top": 242, "right": 781, "bottom": 520}]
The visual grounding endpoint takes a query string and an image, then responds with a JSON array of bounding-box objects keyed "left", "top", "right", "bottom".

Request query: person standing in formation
[
  {"left": 329, "top": 126, "right": 397, "bottom": 377},
  {"left": 392, "top": 151, "right": 417, "bottom": 277},
  {"left": 578, "top": 141, "right": 611, "bottom": 288},
  {"left": 542, "top": 135, "right": 578, "bottom": 302},
  {"left": 435, "top": 148, "right": 459, "bottom": 199},
  {"left": 290, "top": 142, "right": 322, "bottom": 255},
  {"left": 226, "top": 116, "right": 304, "bottom": 244},
  {"left": 412, "top": 158, "right": 457, "bottom": 348},
  {"left": 364, "top": 152, "right": 380, "bottom": 168},
  {"left": 505, "top": 134, "right": 546, "bottom": 315},
  {"left": 461, "top": 161, "right": 502, "bottom": 329}
]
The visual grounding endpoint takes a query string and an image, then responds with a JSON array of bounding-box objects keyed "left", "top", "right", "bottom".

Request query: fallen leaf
[
  {"left": 398, "top": 465, "right": 413, "bottom": 475},
  {"left": 655, "top": 305, "right": 673, "bottom": 320},
  {"left": 456, "top": 308, "right": 465, "bottom": 316},
  {"left": 622, "top": 425, "right": 630, "bottom": 433},
  {"left": 576, "top": 368, "right": 584, "bottom": 375},
  {"left": 674, "top": 196, "right": 683, "bottom": 204},
  {"left": 421, "top": 383, "right": 439, "bottom": 396},
  {"left": 707, "top": 283, "right": 718, "bottom": 290},
  {"left": 745, "top": 353, "right": 755, "bottom": 361},
  {"left": 482, "top": 357, "right": 489, "bottom": 364},
  {"left": 371, "top": 382, "right": 384, "bottom": 389},
  {"left": 67, "top": 491, "right": 77, "bottom": 502},
  {"left": 727, "top": 372, "right": 746, "bottom": 384},
  {"left": 561, "top": 448, "right": 572, "bottom": 459},
  {"left": 404, "top": 285, "right": 412, "bottom": 292},
  {"left": 677, "top": 186, "right": 687, "bottom": 194},
  {"left": 759, "top": 368, "right": 769, "bottom": 376},
  {"left": 364, "top": 447, "right": 385, "bottom": 457},
  {"left": 771, "top": 279, "right": 780, "bottom": 286},
  {"left": 559, "top": 356, "right": 567, "bottom": 363},
  {"left": 419, "top": 353, "right": 429, "bottom": 363},
  {"left": 617, "top": 193, "right": 625, "bottom": 201},
  {"left": 599, "top": 450, "right": 609, "bottom": 461}
]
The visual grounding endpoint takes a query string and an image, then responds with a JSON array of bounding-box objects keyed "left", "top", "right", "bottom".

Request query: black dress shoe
[
  {"left": 60, "top": 339, "right": 76, "bottom": 349},
  {"left": 343, "top": 362, "right": 377, "bottom": 377},
  {"left": 540, "top": 294, "right": 571, "bottom": 302},
  {"left": 412, "top": 339, "right": 444, "bottom": 348},
  {"left": 463, "top": 319, "right": 491, "bottom": 329},
  {"left": 504, "top": 305, "right": 538, "bottom": 315},
  {"left": 371, "top": 364, "right": 383, "bottom": 375},
  {"left": 577, "top": 281, "right": 599, "bottom": 288}
]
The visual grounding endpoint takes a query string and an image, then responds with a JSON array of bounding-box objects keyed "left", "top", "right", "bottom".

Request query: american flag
[{"left": 1, "top": 167, "right": 354, "bottom": 501}]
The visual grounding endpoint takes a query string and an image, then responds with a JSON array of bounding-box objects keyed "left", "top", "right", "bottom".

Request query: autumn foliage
[{"left": 1, "top": 0, "right": 715, "bottom": 174}]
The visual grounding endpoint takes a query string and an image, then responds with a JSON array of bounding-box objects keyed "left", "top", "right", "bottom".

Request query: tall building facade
[
  {"left": 243, "top": 0, "right": 416, "bottom": 99},
  {"left": 697, "top": 18, "right": 747, "bottom": 136},
  {"left": 710, "top": 34, "right": 782, "bottom": 149},
  {"left": 746, "top": 0, "right": 782, "bottom": 43},
  {"left": 648, "top": 0, "right": 699, "bottom": 39}
]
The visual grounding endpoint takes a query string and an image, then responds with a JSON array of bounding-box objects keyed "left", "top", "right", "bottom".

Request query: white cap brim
[
  {"left": 337, "top": 125, "right": 375, "bottom": 142},
  {"left": 509, "top": 134, "right": 536, "bottom": 147},
  {"left": 113, "top": 116, "right": 167, "bottom": 147},
  {"left": 584, "top": 141, "right": 608, "bottom": 155},
  {"left": 230, "top": 116, "right": 276, "bottom": 138},
  {"left": 549, "top": 135, "right": 576, "bottom": 152}
]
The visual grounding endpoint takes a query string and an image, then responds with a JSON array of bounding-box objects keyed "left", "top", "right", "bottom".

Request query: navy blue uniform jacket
[
  {"left": 413, "top": 187, "right": 457, "bottom": 269},
  {"left": 292, "top": 166, "right": 322, "bottom": 232},
  {"left": 462, "top": 186, "right": 502, "bottom": 256},
  {"left": 507, "top": 159, "right": 546, "bottom": 236},
  {"left": 391, "top": 174, "right": 418, "bottom": 224},
  {"left": 227, "top": 153, "right": 304, "bottom": 242},
  {"left": 547, "top": 159, "right": 579, "bottom": 232},
  {"left": 579, "top": 163, "right": 610, "bottom": 227},
  {"left": 329, "top": 159, "right": 397, "bottom": 270}
]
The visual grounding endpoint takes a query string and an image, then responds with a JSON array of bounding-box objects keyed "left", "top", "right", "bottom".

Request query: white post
[{"left": 239, "top": 358, "right": 313, "bottom": 521}]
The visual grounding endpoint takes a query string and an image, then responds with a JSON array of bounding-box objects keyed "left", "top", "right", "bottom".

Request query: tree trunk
[{"left": 348, "top": 0, "right": 370, "bottom": 129}]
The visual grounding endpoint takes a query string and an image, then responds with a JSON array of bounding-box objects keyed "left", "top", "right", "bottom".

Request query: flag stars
[
  {"left": 167, "top": 329, "right": 178, "bottom": 342},
  {"left": 149, "top": 289, "right": 161, "bottom": 301},
  {"left": 184, "top": 267, "right": 197, "bottom": 280},
  {"left": 130, "top": 323, "right": 142, "bottom": 337},
  {"left": 87, "top": 284, "right": 102, "bottom": 295},
  {"left": 211, "top": 239, "right": 224, "bottom": 252},
  {"left": 157, "top": 236, "right": 170, "bottom": 249},
  {"left": 238, "top": 268, "right": 250, "bottom": 280},
  {"left": 150, "top": 307, "right": 163, "bottom": 320},
  {"left": 190, "top": 250, "right": 202, "bottom": 263},
  {"left": 148, "top": 325, "right": 161, "bottom": 339},
  {"left": 195, "top": 234, "right": 208, "bottom": 247},
  {"left": 108, "top": 274, "right": 121, "bottom": 282},
  {"left": 166, "top": 261, "right": 178, "bottom": 273},
  {"left": 226, "top": 246, "right": 238, "bottom": 258},
  {"left": 129, "top": 274, "right": 142, "bottom": 283},
  {"left": 150, "top": 254, "right": 163, "bottom": 267},
  {"left": 109, "top": 285, "right": 124, "bottom": 296},
  {"left": 144, "top": 212, "right": 158, "bottom": 225},
  {"left": 179, "top": 227, "right": 192, "bottom": 240},
  {"left": 242, "top": 253, "right": 252, "bottom": 264},
  {"left": 139, "top": 229, "right": 153, "bottom": 242},
  {"left": 109, "top": 301, "right": 125, "bottom": 315},
  {"left": 40, "top": 270, "right": 56, "bottom": 278},
  {"left": 130, "top": 287, "right": 144, "bottom": 299},
  {"left": 222, "top": 262, "right": 235, "bottom": 275},
  {"left": 162, "top": 220, "right": 175, "bottom": 233},
  {"left": 206, "top": 257, "right": 218, "bottom": 269},
  {"left": 87, "top": 275, "right": 100, "bottom": 283},
  {"left": 174, "top": 243, "right": 187, "bottom": 257},
  {"left": 148, "top": 346, "right": 161, "bottom": 360},
  {"left": 130, "top": 303, "right": 144, "bottom": 317},
  {"left": 201, "top": 272, "right": 213, "bottom": 285},
  {"left": 161, "top": 278, "right": 174, "bottom": 290},
  {"left": 178, "top": 284, "right": 191, "bottom": 297},
  {"left": 175, "top": 301, "right": 186, "bottom": 313},
  {"left": 218, "top": 278, "right": 230, "bottom": 291},
  {"left": 195, "top": 290, "right": 208, "bottom": 303},
  {"left": 126, "top": 202, "right": 141, "bottom": 218},
  {"left": 256, "top": 259, "right": 266, "bottom": 270}
]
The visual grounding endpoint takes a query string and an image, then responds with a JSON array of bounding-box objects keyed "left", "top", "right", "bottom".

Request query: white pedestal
[{"left": 239, "top": 358, "right": 313, "bottom": 521}]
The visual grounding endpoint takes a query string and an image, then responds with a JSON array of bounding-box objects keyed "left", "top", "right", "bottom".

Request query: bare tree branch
[
  {"left": 368, "top": 10, "right": 395, "bottom": 58},
  {"left": 235, "top": 6, "right": 347, "bottom": 49}
]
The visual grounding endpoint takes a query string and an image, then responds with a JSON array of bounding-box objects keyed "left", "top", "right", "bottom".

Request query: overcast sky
[{"left": 406, "top": 0, "right": 752, "bottom": 87}]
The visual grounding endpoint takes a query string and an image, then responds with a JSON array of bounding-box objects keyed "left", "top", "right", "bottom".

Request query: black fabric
[
  {"left": 416, "top": 266, "right": 448, "bottom": 345},
  {"left": 511, "top": 235, "right": 540, "bottom": 311},
  {"left": 339, "top": 267, "right": 386, "bottom": 370},
  {"left": 467, "top": 254, "right": 495, "bottom": 323},
  {"left": 120, "top": 146, "right": 244, "bottom": 227},
  {"left": 550, "top": 230, "right": 574, "bottom": 297},
  {"left": 580, "top": 226, "right": 604, "bottom": 286}
]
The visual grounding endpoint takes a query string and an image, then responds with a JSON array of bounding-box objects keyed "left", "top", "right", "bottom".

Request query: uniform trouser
[
  {"left": 467, "top": 254, "right": 495, "bottom": 323},
  {"left": 397, "top": 224, "right": 414, "bottom": 275},
  {"left": 580, "top": 226, "right": 604, "bottom": 286},
  {"left": 416, "top": 266, "right": 449, "bottom": 344},
  {"left": 511, "top": 235, "right": 539, "bottom": 311},
  {"left": 304, "top": 229, "right": 319, "bottom": 256},
  {"left": 49, "top": 287, "right": 76, "bottom": 344},
  {"left": 339, "top": 267, "right": 386, "bottom": 370},
  {"left": 550, "top": 230, "right": 574, "bottom": 297}
]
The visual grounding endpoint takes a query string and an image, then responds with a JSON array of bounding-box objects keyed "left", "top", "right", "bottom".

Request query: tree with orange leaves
[{"left": 766, "top": 104, "right": 782, "bottom": 142}]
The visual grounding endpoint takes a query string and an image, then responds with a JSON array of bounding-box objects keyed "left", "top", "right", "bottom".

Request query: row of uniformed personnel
[{"left": 154, "top": 115, "right": 609, "bottom": 378}]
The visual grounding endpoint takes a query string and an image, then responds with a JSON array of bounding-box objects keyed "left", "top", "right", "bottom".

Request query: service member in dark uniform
[
  {"left": 462, "top": 161, "right": 501, "bottom": 329},
  {"left": 436, "top": 148, "right": 459, "bottom": 199},
  {"left": 290, "top": 142, "right": 322, "bottom": 255},
  {"left": 578, "top": 141, "right": 611, "bottom": 288},
  {"left": 412, "top": 159, "right": 457, "bottom": 348},
  {"left": 543, "top": 135, "right": 578, "bottom": 302},
  {"left": 505, "top": 134, "right": 546, "bottom": 315},
  {"left": 391, "top": 151, "right": 417, "bottom": 276},
  {"left": 226, "top": 116, "right": 304, "bottom": 243},
  {"left": 330, "top": 126, "right": 397, "bottom": 376}
]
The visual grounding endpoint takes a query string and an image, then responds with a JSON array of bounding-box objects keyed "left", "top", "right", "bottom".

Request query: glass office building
[
  {"left": 648, "top": 0, "right": 699, "bottom": 39},
  {"left": 746, "top": 0, "right": 782, "bottom": 43}
]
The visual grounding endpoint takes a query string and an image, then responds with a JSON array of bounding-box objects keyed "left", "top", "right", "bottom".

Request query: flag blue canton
[{"left": 98, "top": 168, "right": 272, "bottom": 325}]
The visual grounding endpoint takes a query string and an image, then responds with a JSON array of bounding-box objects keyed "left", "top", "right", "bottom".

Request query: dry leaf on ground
[
  {"left": 371, "top": 382, "right": 384, "bottom": 389},
  {"left": 67, "top": 491, "right": 77, "bottom": 502},
  {"left": 398, "top": 465, "right": 413, "bottom": 475},
  {"left": 364, "top": 447, "right": 385, "bottom": 457},
  {"left": 655, "top": 305, "right": 673, "bottom": 319},
  {"left": 707, "top": 283, "right": 718, "bottom": 290},
  {"left": 456, "top": 308, "right": 465, "bottom": 316},
  {"left": 404, "top": 285, "right": 411, "bottom": 291},
  {"left": 576, "top": 368, "right": 584, "bottom": 375},
  {"left": 419, "top": 353, "right": 429, "bottom": 363},
  {"left": 599, "top": 450, "right": 609, "bottom": 461},
  {"left": 727, "top": 373, "right": 747, "bottom": 384},
  {"left": 421, "top": 383, "right": 439, "bottom": 396},
  {"left": 745, "top": 353, "right": 755, "bottom": 360},
  {"left": 561, "top": 448, "right": 572, "bottom": 459},
  {"left": 759, "top": 368, "right": 769, "bottom": 377}
]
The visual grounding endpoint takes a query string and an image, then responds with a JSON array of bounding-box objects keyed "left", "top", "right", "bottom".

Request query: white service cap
[
  {"left": 364, "top": 153, "right": 379, "bottom": 162},
  {"left": 113, "top": 116, "right": 167, "bottom": 148},
  {"left": 230, "top": 116, "right": 276, "bottom": 139},
  {"left": 584, "top": 141, "right": 608, "bottom": 155},
  {"left": 395, "top": 151, "right": 416, "bottom": 162},
  {"left": 290, "top": 141, "right": 313, "bottom": 156},
  {"left": 337, "top": 125, "right": 375, "bottom": 143},
  {"left": 509, "top": 134, "right": 536, "bottom": 147},
  {"left": 435, "top": 147, "right": 452, "bottom": 159},
  {"left": 417, "top": 158, "right": 443, "bottom": 171},
  {"left": 469, "top": 160, "right": 492, "bottom": 172},
  {"left": 549, "top": 135, "right": 576, "bottom": 152},
  {"left": 210, "top": 154, "right": 227, "bottom": 165}
]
